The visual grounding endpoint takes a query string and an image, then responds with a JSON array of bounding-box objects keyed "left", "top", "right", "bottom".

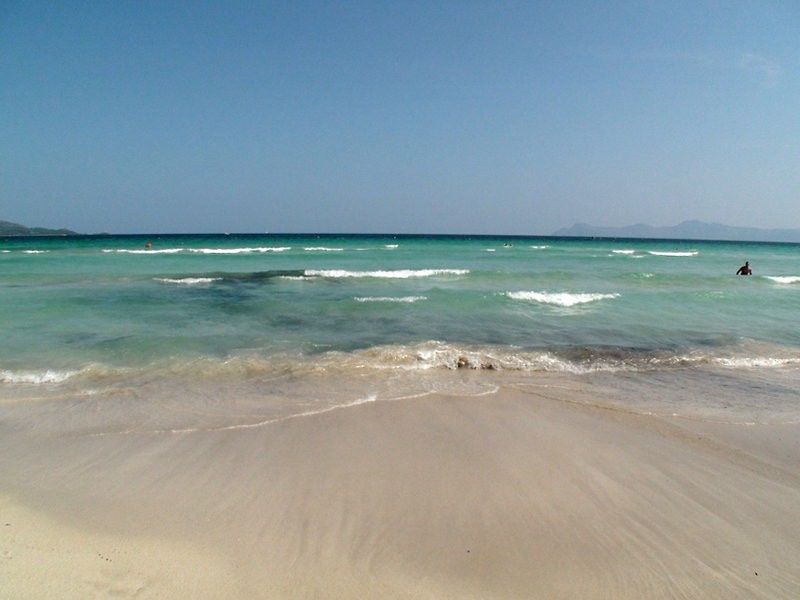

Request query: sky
[{"left": 1, "top": 1, "right": 799, "bottom": 234}]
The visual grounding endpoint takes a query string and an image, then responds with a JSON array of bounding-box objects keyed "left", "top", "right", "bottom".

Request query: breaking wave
[
  {"left": 765, "top": 276, "right": 800, "bottom": 285},
  {"left": 4, "top": 340, "right": 800, "bottom": 393},
  {"left": 648, "top": 251, "right": 698, "bottom": 257},
  {"left": 507, "top": 291, "right": 619, "bottom": 307},
  {"left": 1, "top": 369, "right": 78, "bottom": 384}
]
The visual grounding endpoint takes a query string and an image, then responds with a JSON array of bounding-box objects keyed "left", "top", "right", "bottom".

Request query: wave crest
[
  {"left": 104, "top": 248, "right": 183, "bottom": 254},
  {"left": 648, "top": 251, "right": 698, "bottom": 257},
  {"left": 354, "top": 296, "right": 427, "bottom": 303},
  {"left": 305, "top": 269, "right": 468, "bottom": 279},
  {"left": 188, "top": 247, "right": 290, "bottom": 254},
  {"left": 507, "top": 291, "right": 619, "bottom": 306},
  {"left": 0, "top": 369, "right": 78, "bottom": 384},
  {"left": 765, "top": 276, "right": 800, "bottom": 284},
  {"left": 155, "top": 277, "right": 221, "bottom": 285}
]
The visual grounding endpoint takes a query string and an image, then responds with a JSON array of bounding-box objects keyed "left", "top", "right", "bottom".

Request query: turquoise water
[
  {"left": 3, "top": 233, "right": 800, "bottom": 426},
  {"left": 2, "top": 234, "right": 799, "bottom": 378}
]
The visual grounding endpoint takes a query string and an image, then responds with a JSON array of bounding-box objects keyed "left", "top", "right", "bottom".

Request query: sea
[{"left": 2, "top": 233, "right": 799, "bottom": 430}]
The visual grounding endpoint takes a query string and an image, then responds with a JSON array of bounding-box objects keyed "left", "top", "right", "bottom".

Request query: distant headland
[
  {"left": 0, "top": 220, "right": 78, "bottom": 236},
  {"left": 553, "top": 220, "right": 800, "bottom": 243}
]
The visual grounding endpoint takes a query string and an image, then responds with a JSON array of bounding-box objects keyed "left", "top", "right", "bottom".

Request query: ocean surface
[{"left": 2, "top": 233, "right": 799, "bottom": 428}]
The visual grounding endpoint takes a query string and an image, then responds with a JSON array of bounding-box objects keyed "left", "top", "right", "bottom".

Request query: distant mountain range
[
  {"left": 0, "top": 220, "right": 77, "bottom": 236},
  {"left": 553, "top": 220, "right": 800, "bottom": 243}
]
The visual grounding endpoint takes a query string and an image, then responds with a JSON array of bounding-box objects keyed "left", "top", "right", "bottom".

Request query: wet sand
[{"left": 2, "top": 383, "right": 800, "bottom": 598}]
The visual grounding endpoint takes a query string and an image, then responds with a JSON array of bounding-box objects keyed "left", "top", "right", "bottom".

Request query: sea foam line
[
  {"left": 612, "top": 249, "right": 636, "bottom": 254},
  {"left": 506, "top": 291, "right": 619, "bottom": 307},
  {"left": 303, "top": 247, "right": 343, "bottom": 252},
  {"left": 188, "top": 247, "right": 291, "bottom": 254},
  {"left": 354, "top": 296, "right": 427, "bottom": 303},
  {"left": 0, "top": 369, "right": 77, "bottom": 384},
  {"left": 305, "top": 269, "right": 468, "bottom": 279},
  {"left": 713, "top": 357, "right": 800, "bottom": 368},
  {"left": 104, "top": 248, "right": 184, "bottom": 254},
  {"left": 765, "top": 276, "right": 800, "bottom": 284},
  {"left": 88, "top": 394, "right": 379, "bottom": 437},
  {"left": 648, "top": 251, "right": 698, "bottom": 257},
  {"left": 155, "top": 277, "right": 221, "bottom": 285}
]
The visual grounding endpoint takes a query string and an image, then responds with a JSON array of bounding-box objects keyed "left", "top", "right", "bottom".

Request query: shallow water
[{"left": 1, "top": 233, "right": 799, "bottom": 424}]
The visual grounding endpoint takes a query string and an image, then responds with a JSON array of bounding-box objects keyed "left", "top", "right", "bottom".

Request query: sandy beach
[{"left": 2, "top": 379, "right": 799, "bottom": 599}]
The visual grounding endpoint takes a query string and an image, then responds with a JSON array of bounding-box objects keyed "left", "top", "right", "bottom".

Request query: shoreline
[{"left": 2, "top": 383, "right": 800, "bottom": 598}]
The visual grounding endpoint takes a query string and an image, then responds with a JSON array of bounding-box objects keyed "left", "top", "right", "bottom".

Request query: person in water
[
  {"left": 736, "top": 261, "right": 752, "bottom": 276},
  {"left": 144, "top": 241, "right": 153, "bottom": 250}
]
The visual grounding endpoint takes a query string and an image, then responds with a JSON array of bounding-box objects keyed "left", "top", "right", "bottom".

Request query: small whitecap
[
  {"left": 507, "top": 291, "right": 619, "bottom": 307},
  {"left": 765, "top": 276, "right": 800, "bottom": 284},
  {"left": 305, "top": 269, "right": 468, "bottom": 279},
  {"left": 188, "top": 247, "right": 290, "bottom": 254},
  {"left": 354, "top": 296, "right": 427, "bottom": 303},
  {"left": 109, "top": 248, "right": 184, "bottom": 254},
  {"left": 648, "top": 251, "right": 698, "bottom": 257},
  {"left": 154, "top": 277, "right": 221, "bottom": 285}
]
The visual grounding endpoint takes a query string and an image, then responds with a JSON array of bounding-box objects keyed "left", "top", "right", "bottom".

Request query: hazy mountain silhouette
[{"left": 0, "top": 220, "right": 77, "bottom": 236}]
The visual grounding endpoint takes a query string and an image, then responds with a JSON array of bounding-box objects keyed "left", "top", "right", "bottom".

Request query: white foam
[
  {"left": 507, "top": 291, "right": 619, "bottom": 307},
  {"left": 305, "top": 269, "right": 468, "bottom": 279},
  {"left": 405, "top": 342, "right": 621, "bottom": 373},
  {"left": 155, "top": 277, "right": 221, "bottom": 285},
  {"left": 612, "top": 249, "right": 636, "bottom": 254},
  {"left": 485, "top": 248, "right": 496, "bottom": 252},
  {"left": 303, "top": 247, "right": 343, "bottom": 252},
  {"left": 22, "top": 250, "right": 49, "bottom": 254},
  {"left": 765, "top": 276, "right": 800, "bottom": 284},
  {"left": 714, "top": 357, "right": 800, "bottom": 368},
  {"left": 648, "top": 251, "right": 698, "bottom": 257},
  {"left": 1, "top": 369, "right": 77, "bottom": 384},
  {"left": 1, "top": 250, "right": 10, "bottom": 253},
  {"left": 529, "top": 245, "right": 549, "bottom": 249},
  {"left": 354, "top": 296, "right": 427, "bottom": 303},
  {"left": 188, "top": 247, "right": 290, "bottom": 254},
  {"left": 106, "top": 248, "right": 184, "bottom": 254},
  {"left": 384, "top": 244, "right": 399, "bottom": 249}
]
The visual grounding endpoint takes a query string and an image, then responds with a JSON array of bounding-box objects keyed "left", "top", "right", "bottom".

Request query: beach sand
[{"left": 2, "top": 382, "right": 800, "bottom": 598}]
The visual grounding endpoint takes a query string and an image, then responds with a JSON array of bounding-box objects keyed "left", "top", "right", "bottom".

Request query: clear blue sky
[{"left": 2, "top": 1, "right": 798, "bottom": 234}]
